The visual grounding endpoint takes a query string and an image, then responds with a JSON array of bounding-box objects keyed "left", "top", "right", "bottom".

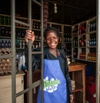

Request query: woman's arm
[{"left": 25, "top": 30, "right": 41, "bottom": 71}]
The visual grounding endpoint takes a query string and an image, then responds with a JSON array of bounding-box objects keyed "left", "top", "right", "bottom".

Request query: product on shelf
[{"left": 72, "top": 17, "right": 96, "bottom": 62}]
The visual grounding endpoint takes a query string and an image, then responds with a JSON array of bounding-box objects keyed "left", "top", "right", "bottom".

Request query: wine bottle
[
  {"left": 5, "top": 40, "right": 8, "bottom": 48},
  {"left": 1, "top": 40, "right": 5, "bottom": 48}
]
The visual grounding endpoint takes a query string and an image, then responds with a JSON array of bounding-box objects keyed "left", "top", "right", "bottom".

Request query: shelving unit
[
  {"left": 63, "top": 25, "right": 72, "bottom": 59},
  {"left": 72, "top": 17, "right": 96, "bottom": 63},
  {"left": 69, "top": 62, "right": 86, "bottom": 103},
  {"left": 0, "top": 14, "right": 27, "bottom": 103},
  {"left": 0, "top": 14, "right": 28, "bottom": 74},
  {"left": 71, "top": 16, "right": 96, "bottom": 103}
]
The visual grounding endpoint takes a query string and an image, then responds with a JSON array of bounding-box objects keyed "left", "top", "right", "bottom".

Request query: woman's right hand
[{"left": 25, "top": 30, "right": 35, "bottom": 43}]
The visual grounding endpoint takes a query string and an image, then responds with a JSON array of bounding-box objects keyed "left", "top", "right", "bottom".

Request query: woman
[{"left": 25, "top": 27, "right": 73, "bottom": 103}]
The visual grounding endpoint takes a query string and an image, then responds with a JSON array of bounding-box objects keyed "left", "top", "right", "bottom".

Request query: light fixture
[{"left": 54, "top": 3, "right": 57, "bottom": 13}]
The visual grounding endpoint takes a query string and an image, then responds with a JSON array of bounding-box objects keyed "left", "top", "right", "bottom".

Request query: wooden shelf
[
  {"left": 69, "top": 62, "right": 86, "bottom": 103},
  {"left": 72, "top": 17, "right": 96, "bottom": 62},
  {"left": 73, "top": 83, "right": 83, "bottom": 93}
]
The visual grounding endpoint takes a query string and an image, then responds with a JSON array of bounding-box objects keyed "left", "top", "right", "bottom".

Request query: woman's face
[{"left": 45, "top": 30, "right": 59, "bottom": 49}]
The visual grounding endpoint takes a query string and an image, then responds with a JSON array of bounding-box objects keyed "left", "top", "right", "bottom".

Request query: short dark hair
[{"left": 44, "top": 27, "right": 60, "bottom": 39}]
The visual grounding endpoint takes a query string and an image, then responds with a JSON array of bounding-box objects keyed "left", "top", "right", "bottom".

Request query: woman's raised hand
[{"left": 25, "top": 30, "right": 35, "bottom": 43}]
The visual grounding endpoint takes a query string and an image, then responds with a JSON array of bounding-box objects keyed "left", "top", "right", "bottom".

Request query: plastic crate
[
  {"left": 86, "top": 76, "right": 96, "bottom": 94},
  {"left": 86, "top": 92, "right": 96, "bottom": 103}
]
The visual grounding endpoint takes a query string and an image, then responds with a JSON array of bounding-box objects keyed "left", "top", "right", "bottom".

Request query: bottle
[
  {"left": 1, "top": 27, "right": 5, "bottom": 36},
  {"left": 90, "top": 21, "right": 92, "bottom": 32},
  {"left": 21, "top": 31, "right": 25, "bottom": 38},
  {"left": 7, "top": 17, "right": 11, "bottom": 25},
  {"left": 17, "top": 30, "right": 21, "bottom": 38},
  {"left": 3, "top": 16, "right": 7, "bottom": 25},
  {"left": 7, "top": 29, "right": 11, "bottom": 37},
  {"left": 73, "top": 38, "right": 75, "bottom": 47},
  {"left": 8, "top": 40, "right": 11, "bottom": 48},
  {"left": 5, "top": 40, "right": 8, "bottom": 48},
  {"left": 5, "top": 28, "right": 9, "bottom": 37},
  {"left": 22, "top": 40, "right": 25, "bottom": 48},
  {"left": 1, "top": 40, "right": 5, "bottom": 48}
]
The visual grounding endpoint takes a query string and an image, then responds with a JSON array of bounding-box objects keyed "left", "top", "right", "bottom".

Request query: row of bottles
[
  {"left": 0, "top": 39, "right": 11, "bottom": 48},
  {"left": 73, "top": 36, "right": 96, "bottom": 47},
  {"left": 0, "top": 15, "right": 11, "bottom": 25},
  {"left": 87, "top": 33, "right": 96, "bottom": 46},
  {"left": 73, "top": 50, "right": 96, "bottom": 61},
  {"left": 73, "top": 37, "right": 78, "bottom": 47},
  {"left": 79, "top": 53, "right": 86, "bottom": 59},
  {"left": 16, "top": 29, "right": 25, "bottom": 38},
  {"left": 87, "top": 38, "right": 96, "bottom": 46},
  {"left": 79, "top": 48, "right": 86, "bottom": 60},
  {"left": 64, "top": 33, "right": 71, "bottom": 42},
  {"left": 33, "top": 21, "right": 41, "bottom": 29},
  {"left": 0, "top": 27, "right": 26, "bottom": 38},
  {"left": 32, "top": 41, "right": 41, "bottom": 49},
  {"left": 87, "top": 52, "right": 96, "bottom": 61},
  {"left": 0, "top": 27, "right": 11, "bottom": 37},
  {"left": 88, "top": 19, "right": 96, "bottom": 32},
  {"left": 0, "top": 15, "right": 29, "bottom": 28},
  {"left": 0, "top": 39, "right": 26, "bottom": 49},
  {"left": 16, "top": 39, "right": 25, "bottom": 49}
]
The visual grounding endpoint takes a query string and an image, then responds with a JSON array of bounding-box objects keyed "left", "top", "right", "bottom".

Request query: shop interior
[{"left": 0, "top": 0, "right": 97, "bottom": 103}]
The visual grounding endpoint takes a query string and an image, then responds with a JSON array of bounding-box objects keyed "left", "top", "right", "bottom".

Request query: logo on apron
[{"left": 44, "top": 76, "right": 60, "bottom": 93}]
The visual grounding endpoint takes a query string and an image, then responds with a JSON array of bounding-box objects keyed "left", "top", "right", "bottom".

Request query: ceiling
[{"left": 0, "top": 0, "right": 96, "bottom": 25}]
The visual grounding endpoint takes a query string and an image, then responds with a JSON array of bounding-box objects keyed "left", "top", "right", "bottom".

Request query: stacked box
[
  {"left": 71, "top": 80, "right": 75, "bottom": 91},
  {"left": 86, "top": 76, "right": 96, "bottom": 103}
]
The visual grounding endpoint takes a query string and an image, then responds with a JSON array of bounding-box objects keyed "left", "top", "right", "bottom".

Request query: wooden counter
[
  {"left": 69, "top": 62, "right": 86, "bottom": 103},
  {"left": 0, "top": 73, "right": 25, "bottom": 103}
]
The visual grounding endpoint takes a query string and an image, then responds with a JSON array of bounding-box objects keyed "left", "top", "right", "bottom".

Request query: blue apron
[{"left": 37, "top": 59, "right": 67, "bottom": 103}]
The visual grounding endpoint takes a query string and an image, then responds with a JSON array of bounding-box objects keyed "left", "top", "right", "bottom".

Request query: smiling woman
[{"left": 25, "top": 27, "right": 74, "bottom": 103}]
